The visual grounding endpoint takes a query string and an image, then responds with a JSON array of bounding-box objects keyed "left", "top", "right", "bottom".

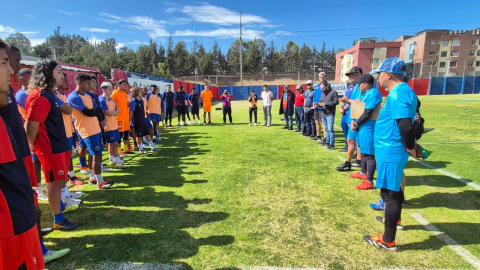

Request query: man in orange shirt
[
  {"left": 200, "top": 85, "right": 214, "bottom": 125},
  {"left": 111, "top": 79, "right": 132, "bottom": 153}
]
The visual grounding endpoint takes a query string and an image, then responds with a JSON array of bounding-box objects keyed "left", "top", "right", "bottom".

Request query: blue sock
[
  {"left": 41, "top": 240, "right": 48, "bottom": 255},
  {"left": 53, "top": 213, "right": 65, "bottom": 224},
  {"left": 79, "top": 157, "right": 87, "bottom": 167},
  {"left": 60, "top": 201, "right": 65, "bottom": 212}
]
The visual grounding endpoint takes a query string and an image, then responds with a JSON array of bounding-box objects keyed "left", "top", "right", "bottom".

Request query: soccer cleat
[
  {"left": 335, "top": 162, "right": 351, "bottom": 171},
  {"left": 69, "top": 176, "right": 84, "bottom": 185},
  {"left": 41, "top": 227, "right": 53, "bottom": 237},
  {"left": 350, "top": 172, "right": 367, "bottom": 180},
  {"left": 89, "top": 179, "right": 97, "bottom": 184},
  {"left": 139, "top": 150, "right": 148, "bottom": 154},
  {"left": 62, "top": 205, "right": 79, "bottom": 214},
  {"left": 53, "top": 219, "right": 79, "bottom": 230},
  {"left": 38, "top": 194, "right": 49, "bottom": 201},
  {"left": 369, "top": 198, "right": 384, "bottom": 210},
  {"left": 363, "top": 234, "right": 397, "bottom": 252},
  {"left": 326, "top": 145, "right": 334, "bottom": 151},
  {"left": 97, "top": 181, "right": 115, "bottom": 189},
  {"left": 355, "top": 180, "right": 375, "bottom": 190},
  {"left": 351, "top": 160, "right": 362, "bottom": 167},
  {"left": 128, "top": 145, "right": 134, "bottom": 151},
  {"left": 376, "top": 216, "right": 404, "bottom": 230},
  {"left": 249, "top": 123, "right": 252, "bottom": 126},
  {"left": 44, "top": 248, "right": 71, "bottom": 264},
  {"left": 254, "top": 123, "right": 257, "bottom": 126},
  {"left": 63, "top": 197, "right": 81, "bottom": 207},
  {"left": 66, "top": 192, "right": 83, "bottom": 199},
  {"left": 338, "top": 148, "right": 348, "bottom": 153},
  {"left": 80, "top": 167, "right": 90, "bottom": 174},
  {"left": 116, "top": 162, "right": 126, "bottom": 169},
  {"left": 124, "top": 149, "right": 132, "bottom": 154},
  {"left": 134, "top": 145, "right": 139, "bottom": 150}
]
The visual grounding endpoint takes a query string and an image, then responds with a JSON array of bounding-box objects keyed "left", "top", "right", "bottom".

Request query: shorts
[
  {"left": 145, "top": 117, "right": 153, "bottom": 129},
  {"left": 0, "top": 225, "right": 45, "bottom": 270},
  {"left": 203, "top": 104, "right": 211, "bottom": 113},
  {"left": 357, "top": 127, "right": 375, "bottom": 155},
  {"left": 149, "top": 113, "right": 160, "bottom": 124},
  {"left": 105, "top": 130, "right": 120, "bottom": 144},
  {"left": 117, "top": 117, "right": 130, "bottom": 132},
  {"left": 314, "top": 110, "right": 323, "bottom": 121},
  {"left": 177, "top": 106, "right": 185, "bottom": 114},
  {"left": 67, "top": 136, "right": 74, "bottom": 150},
  {"left": 347, "top": 124, "right": 357, "bottom": 140},
  {"left": 375, "top": 159, "right": 408, "bottom": 192},
  {"left": 23, "top": 156, "right": 37, "bottom": 187},
  {"left": 83, "top": 133, "right": 104, "bottom": 155},
  {"left": 37, "top": 151, "right": 70, "bottom": 182},
  {"left": 191, "top": 106, "right": 199, "bottom": 115},
  {"left": 135, "top": 125, "right": 150, "bottom": 137}
]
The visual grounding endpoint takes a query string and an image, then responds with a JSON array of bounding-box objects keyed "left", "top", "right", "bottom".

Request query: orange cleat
[
  {"left": 355, "top": 180, "right": 375, "bottom": 190},
  {"left": 350, "top": 172, "right": 367, "bottom": 180},
  {"left": 363, "top": 234, "right": 397, "bottom": 252}
]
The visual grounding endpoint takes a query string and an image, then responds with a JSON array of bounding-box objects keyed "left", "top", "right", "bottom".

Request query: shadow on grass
[
  {"left": 405, "top": 190, "right": 480, "bottom": 210},
  {"left": 405, "top": 160, "right": 452, "bottom": 169},
  {"left": 405, "top": 175, "right": 471, "bottom": 188}
]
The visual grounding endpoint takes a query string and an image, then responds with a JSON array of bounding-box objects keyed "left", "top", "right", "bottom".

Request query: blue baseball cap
[
  {"left": 284, "top": 85, "right": 290, "bottom": 89},
  {"left": 370, "top": 57, "right": 406, "bottom": 75}
]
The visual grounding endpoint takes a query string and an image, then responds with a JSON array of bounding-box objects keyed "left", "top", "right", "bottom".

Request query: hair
[
  {"left": 131, "top": 86, "right": 141, "bottom": 97},
  {"left": 90, "top": 75, "right": 97, "bottom": 81},
  {"left": 75, "top": 72, "right": 92, "bottom": 83},
  {"left": 101, "top": 82, "right": 112, "bottom": 90},
  {"left": 117, "top": 79, "right": 126, "bottom": 84},
  {"left": 17, "top": 68, "right": 32, "bottom": 80},
  {"left": 0, "top": 38, "right": 10, "bottom": 50},
  {"left": 321, "top": 81, "right": 331, "bottom": 91},
  {"left": 28, "top": 59, "right": 59, "bottom": 92},
  {"left": 166, "top": 84, "right": 171, "bottom": 86},
  {"left": 179, "top": 85, "right": 184, "bottom": 90},
  {"left": 10, "top": 45, "right": 20, "bottom": 52},
  {"left": 318, "top": 72, "right": 326, "bottom": 77},
  {"left": 191, "top": 87, "right": 196, "bottom": 91},
  {"left": 62, "top": 72, "right": 67, "bottom": 77},
  {"left": 263, "top": 84, "right": 268, "bottom": 88}
]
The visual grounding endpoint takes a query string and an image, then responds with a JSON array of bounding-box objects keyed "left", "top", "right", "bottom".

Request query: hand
[
  {"left": 351, "top": 122, "right": 358, "bottom": 131},
  {"left": 408, "top": 149, "right": 421, "bottom": 160},
  {"left": 340, "top": 96, "right": 347, "bottom": 102},
  {"left": 319, "top": 102, "right": 325, "bottom": 107},
  {"left": 339, "top": 107, "right": 344, "bottom": 114},
  {"left": 101, "top": 120, "right": 107, "bottom": 129},
  {"left": 29, "top": 144, "right": 35, "bottom": 154}
]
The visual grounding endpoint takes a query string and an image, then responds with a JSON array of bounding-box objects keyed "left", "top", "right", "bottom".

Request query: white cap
[
  {"left": 306, "top": 80, "right": 313, "bottom": 84},
  {"left": 296, "top": 84, "right": 303, "bottom": 90}
]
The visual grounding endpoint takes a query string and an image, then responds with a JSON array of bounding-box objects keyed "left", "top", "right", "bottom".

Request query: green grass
[{"left": 41, "top": 94, "right": 480, "bottom": 270}]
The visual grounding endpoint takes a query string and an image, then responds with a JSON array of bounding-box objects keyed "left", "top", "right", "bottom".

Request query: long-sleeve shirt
[
  {"left": 220, "top": 94, "right": 233, "bottom": 107},
  {"left": 319, "top": 89, "right": 339, "bottom": 117}
]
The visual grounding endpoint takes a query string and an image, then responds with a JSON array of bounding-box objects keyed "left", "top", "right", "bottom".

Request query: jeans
[
  {"left": 341, "top": 114, "right": 349, "bottom": 148},
  {"left": 294, "top": 106, "right": 304, "bottom": 130},
  {"left": 249, "top": 107, "right": 257, "bottom": 123},
  {"left": 321, "top": 115, "right": 335, "bottom": 146},
  {"left": 304, "top": 110, "right": 315, "bottom": 135},
  {"left": 263, "top": 106, "right": 272, "bottom": 125},
  {"left": 284, "top": 111, "right": 293, "bottom": 127}
]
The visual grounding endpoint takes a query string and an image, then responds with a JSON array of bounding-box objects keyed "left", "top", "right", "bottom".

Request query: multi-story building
[
  {"left": 400, "top": 29, "right": 480, "bottom": 78},
  {"left": 335, "top": 38, "right": 401, "bottom": 83}
]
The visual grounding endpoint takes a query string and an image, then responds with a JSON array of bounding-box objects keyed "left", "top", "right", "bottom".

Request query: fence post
[
  {"left": 442, "top": 77, "right": 447, "bottom": 95},
  {"left": 427, "top": 77, "right": 432, "bottom": 95},
  {"left": 461, "top": 76, "right": 466, "bottom": 95}
]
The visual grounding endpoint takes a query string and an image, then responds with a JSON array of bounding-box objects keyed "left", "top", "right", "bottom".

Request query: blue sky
[{"left": 1, "top": 0, "right": 479, "bottom": 54}]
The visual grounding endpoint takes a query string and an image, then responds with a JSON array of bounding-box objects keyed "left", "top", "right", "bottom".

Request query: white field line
[
  {"left": 337, "top": 156, "right": 346, "bottom": 162},
  {"left": 99, "top": 262, "right": 182, "bottom": 270},
  {"left": 410, "top": 213, "right": 480, "bottom": 270},
  {"left": 421, "top": 141, "right": 480, "bottom": 145}
]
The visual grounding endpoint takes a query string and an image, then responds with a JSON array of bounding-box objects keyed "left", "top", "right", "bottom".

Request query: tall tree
[{"left": 5, "top": 32, "right": 32, "bottom": 55}]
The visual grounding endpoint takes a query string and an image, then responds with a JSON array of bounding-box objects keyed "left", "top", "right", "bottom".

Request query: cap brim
[
  {"left": 345, "top": 71, "right": 358, "bottom": 76},
  {"left": 369, "top": 69, "right": 381, "bottom": 74}
]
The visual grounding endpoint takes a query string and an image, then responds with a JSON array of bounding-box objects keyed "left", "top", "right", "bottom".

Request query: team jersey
[
  {"left": 220, "top": 94, "right": 233, "bottom": 107},
  {"left": 200, "top": 90, "right": 213, "bottom": 105},
  {"left": 189, "top": 93, "right": 199, "bottom": 108},
  {"left": 55, "top": 90, "right": 74, "bottom": 139},
  {"left": 356, "top": 88, "right": 383, "bottom": 129},
  {"left": 130, "top": 97, "right": 146, "bottom": 125},
  {"left": 15, "top": 88, "right": 28, "bottom": 120},
  {"left": 142, "top": 97, "right": 148, "bottom": 118},
  {"left": 99, "top": 95, "right": 119, "bottom": 132},
  {"left": 25, "top": 88, "right": 70, "bottom": 155},
  {"left": 174, "top": 91, "right": 187, "bottom": 107},
  {"left": 146, "top": 92, "right": 162, "bottom": 114},
  {"left": 0, "top": 117, "right": 36, "bottom": 237},
  {"left": 162, "top": 91, "right": 174, "bottom": 108},
  {"left": 111, "top": 90, "right": 130, "bottom": 119},
  {"left": 374, "top": 82, "right": 417, "bottom": 163},
  {"left": 0, "top": 86, "right": 31, "bottom": 158},
  {"left": 68, "top": 91, "right": 101, "bottom": 138}
]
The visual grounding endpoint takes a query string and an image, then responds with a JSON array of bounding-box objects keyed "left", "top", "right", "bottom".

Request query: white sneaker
[
  {"left": 63, "top": 197, "right": 81, "bottom": 207},
  {"left": 203, "top": 123, "right": 206, "bottom": 125},
  {"left": 38, "top": 194, "right": 48, "bottom": 201},
  {"left": 116, "top": 161, "right": 126, "bottom": 169},
  {"left": 66, "top": 192, "right": 83, "bottom": 199},
  {"left": 43, "top": 248, "right": 71, "bottom": 263},
  {"left": 139, "top": 150, "right": 148, "bottom": 154},
  {"left": 80, "top": 168, "right": 90, "bottom": 174},
  {"left": 109, "top": 160, "right": 117, "bottom": 165},
  {"left": 102, "top": 167, "right": 113, "bottom": 172},
  {"left": 249, "top": 123, "right": 252, "bottom": 126},
  {"left": 254, "top": 123, "right": 257, "bottom": 126}
]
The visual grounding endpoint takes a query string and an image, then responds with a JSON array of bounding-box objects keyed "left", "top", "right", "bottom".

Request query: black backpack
[{"left": 414, "top": 98, "right": 425, "bottom": 140}]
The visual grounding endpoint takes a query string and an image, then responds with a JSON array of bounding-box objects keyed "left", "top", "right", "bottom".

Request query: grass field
[{"left": 40, "top": 94, "right": 480, "bottom": 270}]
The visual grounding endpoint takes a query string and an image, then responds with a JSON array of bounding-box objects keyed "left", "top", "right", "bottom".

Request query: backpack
[{"left": 414, "top": 98, "right": 424, "bottom": 140}]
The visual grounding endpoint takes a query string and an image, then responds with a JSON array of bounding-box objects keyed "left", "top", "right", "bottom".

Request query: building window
[
  {"left": 451, "top": 51, "right": 459, "bottom": 57},
  {"left": 408, "top": 54, "right": 414, "bottom": 60},
  {"left": 477, "top": 50, "right": 480, "bottom": 56},
  {"left": 431, "top": 40, "right": 440, "bottom": 45},
  {"left": 429, "top": 51, "right": 438, "bottom": 55},
  {"left": 439, "top": 62, "right": 446, "bottom": 68},
  {"left": 373, "top": 58, "right": 380, "bottom": 64},
  {"left": 353, "top": 50, "right": 357, "bottom": 55},
  {"left": 476, "top": 71, "right": 480, "bottom": 76},
  {"left": 450, "top": 61, "right": 457, "bottom": 68},
  {"left": 439, "top": 72, "right": 445, "bottom": 77},
  {"left": 373, "top": 48, "right": 380, "bottom": 54},
  {"left": 428, "top": 62, "right": 437, "bottom": 66},
  {"left": 352, "top": 60, "right": 356, "bottom": 64},
  {"left": 429, "top": 72, "right": 436, "bottom": 77},
  {"left": 468, "top": 72, "right": 474, "bottom": 76},
  {"left": 452, "top": 39, "right": 460, "bottom": 46},
  {"left": 442, "top": 41, "right": 449, "bottom": 47},
  {"left": 472, "top": 39, "right": 478, "bottom": 45},
  {"left": 468, "top": 61, "right": 474, "bottom": 67},
  {"left": 471, "top": 50, "right": 476, "bottom": 56},
  {"left": 476, "top": 61, "right": 480, "bottom": 67},
  {"left": 347, "top": 62, "right": 351, "bottom": 68},
  {"left": 440, "top": 51, "right": 447, "bottom": 57},
  {"left": 448, "top": 72, "right": 457, "bottom": 76}
]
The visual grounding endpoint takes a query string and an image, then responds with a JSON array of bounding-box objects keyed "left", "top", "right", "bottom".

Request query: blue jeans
[
  {"left": 294, "top": 106, "right": 304, "bottom": 130},
  {"left": 284, "top": 111, "right": 293, "bottom": 127},
  {"left": 341, "top": 114, "right": 349, "bottom": 148},
  {"left": 304, "top": 110, "right": 314, "bottom": 134},
  {"left": 321, "top": 115, "right": 335, "bottom": 146}
]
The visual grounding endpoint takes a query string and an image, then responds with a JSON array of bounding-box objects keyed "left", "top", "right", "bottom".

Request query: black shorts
[
  {"left": 191, "top": 106, "right": 199, "bottom": 115},
  {"left": 314, "top": 110, "right": 323, "bottom": 121},
  {"left": 134, "top": 125, "right": 150, "bottom": 137},
  {"left": 177, "top": 106, "right": 185, "bottom": 114}
]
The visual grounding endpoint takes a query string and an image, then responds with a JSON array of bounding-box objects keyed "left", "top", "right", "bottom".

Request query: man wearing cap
[
  {"left": 348, "top": 74, "right": 382, "bottom": 190},
  {"left": 294, "top": 85, "right": 305, "bottom": 133},
  {"left": 303, "top": 80, "right": 316, "bottom": 137},
  {"left": 312, "top": 72, "right": 330, "bottom": 142},
  {"left": 279, "top": 85, "right": 295, "bottom": 130},
  {"left": 336, "top": 67, "right": 363, "bottom": 171},
  {"left": 363, "top": 57, "right": 418, "bottom": 252}
]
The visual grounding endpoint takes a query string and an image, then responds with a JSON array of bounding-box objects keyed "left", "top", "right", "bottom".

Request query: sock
[
  {"left": 95, "top": 174, "right": 104, "bottom": 185},
  {"left": 89, "top": 171, "right": 95, "bottom": 180},
  {"left": 149, "top": 141, "right": 155, "bottom": 149},
  {"left": 139, "top": 144, "right": 144, "bottom": 151},
  {"left": 101, "top": 164, "right": 104, "bottom": 170},
  {"left": 61, "top": 188, "right": 67, "bottom": 201},
  {"left": 53, "top": 212, "right": 65, "bottom": 224},
  {"left": 79, "top": 157, "right": 86, "bottom": 167},
  {"left": 41, "top": 241, "right": 48, "bottom": 256},
  {"left": 115, "top": 156, "right": 122, "bottom": 164},
  {"left": 60, "top": 201, "right": 66, "bottom": 212},
  {"left": 109, "top": 155, "right": 115, "bottom": 163},
  {"left": 64, "top": 183, "right": 70, "bottom": 196},
  {"left": 68, "top": 171, "right": 75, "bottom": 177},
  {"left": 36, "top": 185, "right": 44, "bottom": 196}
]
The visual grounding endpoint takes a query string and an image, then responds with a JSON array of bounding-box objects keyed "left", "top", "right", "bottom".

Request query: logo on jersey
[{"left": 58, "top": 170, "right": 65, "bottom": 176}]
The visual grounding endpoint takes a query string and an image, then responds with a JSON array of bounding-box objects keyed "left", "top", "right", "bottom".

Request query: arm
[
  {"left": 25, "top": 120, "right": 40, "bottom": 150},
  {"left": 354, "top": 109, "right": 373, "bottom": 127},
  {"left": 60, "top": 103, "right": 73, "bottom": 115},
  {"left": 325, "top": 92, "right": 339, "bottom": 106},
  {"left": 396, "top": 118, "right": 416, "bottom": 150}
]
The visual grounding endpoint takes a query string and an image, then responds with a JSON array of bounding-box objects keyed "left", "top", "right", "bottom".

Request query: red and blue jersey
[
  {"left": 0, "top": 86, "right": 31, "bottom": 159},
  {"left": 26, "top": 89, "right": 70, "bottom": 155},
  {"left": 220, "top": 94, "right": 233, "bottom": 107},
  {"left": 0, "top": 117, "right": 36, "bottom": 237}
]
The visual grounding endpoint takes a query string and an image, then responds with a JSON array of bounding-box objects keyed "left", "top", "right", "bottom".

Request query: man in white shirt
[{"left": 260, "top": 85, "right": 274, "bottom": 126}]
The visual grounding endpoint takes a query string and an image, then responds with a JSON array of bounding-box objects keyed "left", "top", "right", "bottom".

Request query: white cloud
[
  {"left": 21, "top": 31, "right": 40, "bottom": 35},
  {"left": 95, "top": 18, "right": 120, "bottom": 24},
  {"left": 116, "top": 40, "right": 143, "bottom": 49},
  {"left": 58, "top": 10, "right": 77, "bottom": 16},
  {"left": 261, "top": 24, "right": 281, "bottom": 28},
  {"left": 273, "top": 31, "right": 294, "bottom": 37},
  {"left": 174, "top": 28, "right": 262, "bottom": 40},
  {"left": 30, "top": 39, "right": 46, "bottom": 46},
  {"left": 179, "top": 4, "right": 267, "bottom": 26},
  {"left": 0, "top": 25, "right": 15, "bottom": 36},
  {"left": 23, "top": 14, "right": 35, "bottom": 18},
  {"left": 99, "top": 12, "right": 129, "bottom": 23},
  {"left": 165, "top": 7, "right": 178, "bottom": 13},
  {"left": 81, "top": 28, "right": 111, "bottom": 33},
  {"left": 128, "top": 16, "right": 169, "bottom": 39},
  {"left": 88, "top": 36, "right": 102, "bottom": 45}
]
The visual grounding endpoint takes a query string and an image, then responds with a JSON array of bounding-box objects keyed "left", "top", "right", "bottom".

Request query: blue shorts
[
  {"left": 149, "top": 113, "right": 160, "bottom": 124},
  {"left": 67, "top": 136, "right": 74, "bottom": 150},
  {"left": 357, "top": 128, "right": 375, "bottom": 155},
  {"left": 375, "top": 159, "right": 408, "bottom": 192},
  {"left": 77, "top": 131, "right": 87, "bottom": 148},
  {"left": 145, "top": 117, "right": 153, "bottom": 129},
  {"left": 105, "top": 130, "right": 120, "bottom": 144},
  {"left": 347, "top": 124, "right": 357, "bottom": 140},
  {"left": 83, "top": 133, "right": 104, "bottom": 155}
]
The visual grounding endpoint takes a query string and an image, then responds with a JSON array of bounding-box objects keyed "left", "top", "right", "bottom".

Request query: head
[
  {"left": 318, "top": 72, "right": 327, "bottom": 83},
  {"left": 250, "top": 90, "right": 255, "bottom": 96},
  {"left": 284, "top": 85, "right": 289, "bottom": 92},
  {"left": 17, "top": 68, "right": 32, "bottom": 88},
  {"left": 117, "top": 79, "right": 127, "bottom": 92},
  {"left": 57, "top": 72, "right": 69, "bottom": 92},
  {"left": 179, "top": 85, "right": 184, "bottom": 92},
  {"left": 101, "top": 82, "right": 113, "bottom": 97},
  {"left": 306, "top": 80, "right": 313, "bottom": 90},
  {"left": 0, "top": 39, "right": 14, "bottom": 107},
  {"left": 141, "top": 86, "right": 148, "bottom": 96},
  {"left": 223, "top": 90, "right": 229, "bottom": 96},
  {"left": 75, "top": 72, "right": 92, "bottom": 93},
  {"left": 263, "top": 85, "right": 268, "bottom": 92},
  {"left": 346, "top": 66, "right": 363, "bottom": 84},
  {"left": 191, "top": 87, "right": 196, "bottom": 94},
  {"left": 370, "top": 57, "right": 406, "bottom": 90},
  {"left": 296, "top": 85, "right": 303, "bottom": 93},
  {"left": 29, "top": 59, "right": 63, "bottom": 92},
  {"left": 6, "top": 45, "right": 21, "bottom": 76},
  {"left": 205, "top": 85, "right": 209, "bottom": 91},
  {"left": 131, "top": 86, "right": 141, "bottom": 98},
  {"left": 320, "top": 81, "right": 331, "bottom": 93},
  {"left": 89, "top": 75, "right": 97, "bottom": 93},
  {"left": 150, "top": 84, "right": 158, "bottom": 94},
  {"left": 353, "top": 74, "right": 375, "bottom": 93},
  {"left": 166, "top": 84, "right": 171, "bottom": 92}
]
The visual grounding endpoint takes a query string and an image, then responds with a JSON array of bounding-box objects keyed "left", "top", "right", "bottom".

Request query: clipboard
[{"left": 350, "top": 100, "right": 382, "bottom": 120}]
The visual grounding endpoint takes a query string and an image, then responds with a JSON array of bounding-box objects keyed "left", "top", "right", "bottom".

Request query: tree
[
  {"left": 284, "top": 41, "right": 299, "bottom": 73},
  {"left": 32, "top": 42, "right": 51, "bottom": 58},
  {"left": 165, "top": 34, "right": 175, "bottom": 76},
  {"left": 5, "top": 32, "right": 32, "bottom": 55},
  {"left": 172, "top": 41, "right": 190, "bottom": 76},
  {"left": 199, "top": 53, "right": 213, "bottom": 75},
  {"left": 244, "top": 39, "right": 262, "bottom": 74},
  {"left": 226, "top": 39, "right": 245, "bottom": 74},
  {"left": 298, "top": 43, "right": 312, "bottom": 72}
]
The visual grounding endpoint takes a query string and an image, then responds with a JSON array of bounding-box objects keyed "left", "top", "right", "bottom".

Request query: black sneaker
[
  {"left": 303, "top": 133, "right": 311, "bottom": 137},
  {"left": 338, "top": 148, "right": 348, "bottom": 153},
  {"left": 310, "top": 136, "right": 319, "bottom": 141},
  {"left": 288, "top": 126, "right": 293, "bottom": 130},
  {"left": 319, "top": 140, "right": 328, "bottom": 146},
  {"left": 352, "top": 160, "right": 362, "bottom": 167},
  {"left": 335, "top": 162, "right": 352, "bottom": 171},
  {"left": 223, "top": 122, "right": 226, "bottom": 124},
  {"left": 53, "top": 219, "right": 80, "bottom": 231},
  {"left": 309, "top": 134, "right": 315, "bottom": 138},
  {"left": 208, "top": 122, "right": 212, "bottom": 125},
  {"left": 41, "top": 227, "right": 53, "bottom": 236},
  {"left": 282, "top": 126, "right": 289, "bottom": 129},
  {"left": 293, "top": 129, "right": 300, "bottom": 132},
  {"left": 326, "top": 145, "right": 334, "bottom": 150}
]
